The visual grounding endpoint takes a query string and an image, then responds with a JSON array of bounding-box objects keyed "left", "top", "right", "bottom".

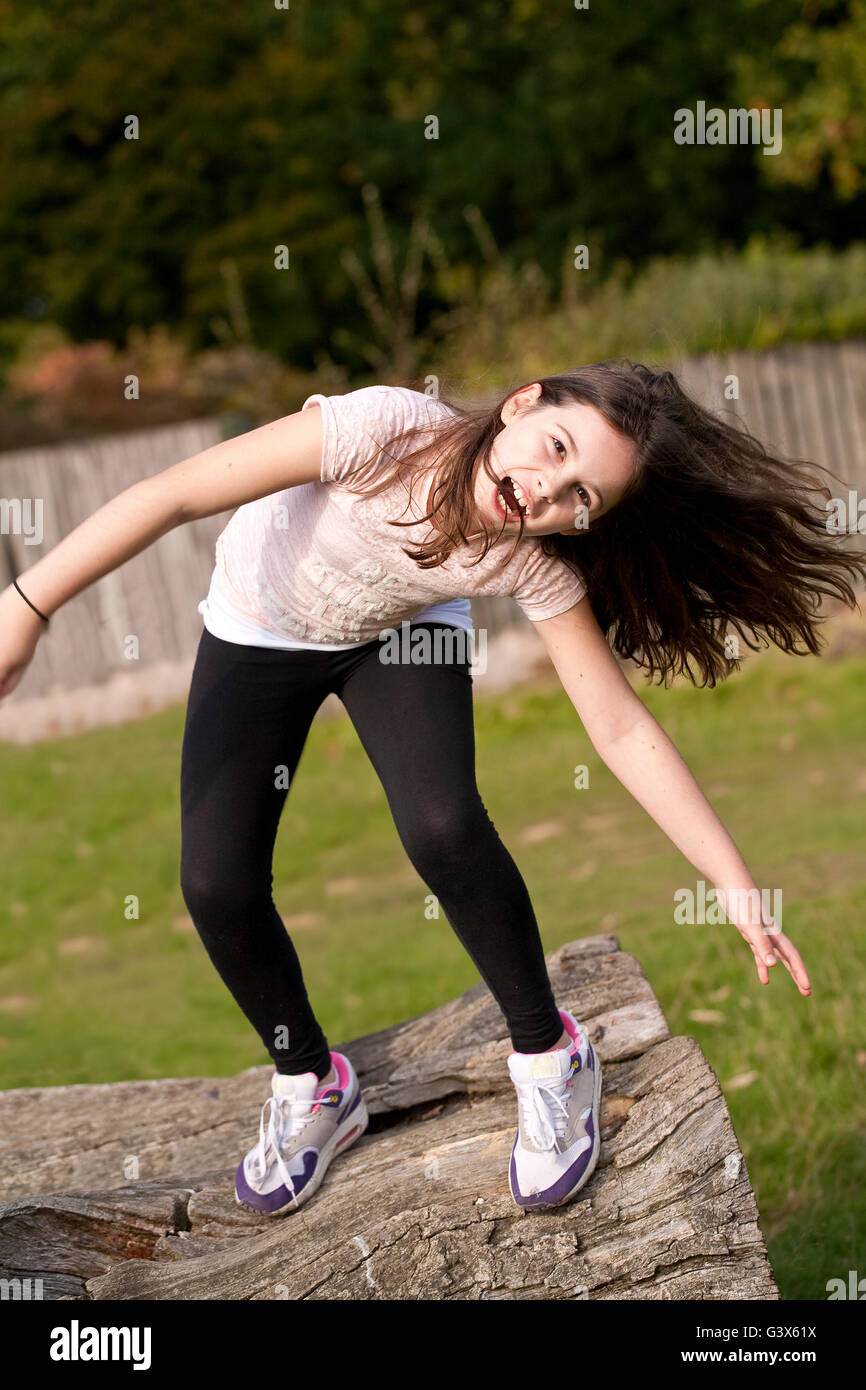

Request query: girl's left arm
[{"left": 532, "top": 597, "right": 811, "bottom": 997}]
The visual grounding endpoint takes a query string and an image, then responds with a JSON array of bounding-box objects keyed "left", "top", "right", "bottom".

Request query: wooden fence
[
  {"left": 0, "top": 419, "right": 229, "bottom": 699},
  {"left": 1, "top": 338, "right": 864, "bottom": 700}
]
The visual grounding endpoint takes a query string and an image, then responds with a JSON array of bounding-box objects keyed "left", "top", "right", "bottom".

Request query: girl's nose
[{"left": 538, "top": 475, "right": 563, "bottom": 507}]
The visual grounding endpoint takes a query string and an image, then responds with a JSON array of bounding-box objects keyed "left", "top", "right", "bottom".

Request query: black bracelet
[{"left": 12, "top": 578, "right": 50, "bottom": 626}]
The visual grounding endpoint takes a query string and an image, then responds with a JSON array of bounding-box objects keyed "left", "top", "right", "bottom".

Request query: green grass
[{"left": 1, "top": 640, "right": 864, "bottom": 1299}]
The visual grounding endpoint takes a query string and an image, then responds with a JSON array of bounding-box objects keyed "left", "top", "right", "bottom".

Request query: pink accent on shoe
[
  {"left": 512, "top": 1013, "right": 584, "bottom": 1058},
  {"left": 334, "top": 1124, "right": 362, "bottom": 1151},
  {"left": 311, "top": 1051, "right": 350, "bottom": 1112}
]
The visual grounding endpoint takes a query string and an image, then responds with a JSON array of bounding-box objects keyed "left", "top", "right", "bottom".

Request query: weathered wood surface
[{"left": 0, "top": 935, "right": 778, "bottom": 1300}]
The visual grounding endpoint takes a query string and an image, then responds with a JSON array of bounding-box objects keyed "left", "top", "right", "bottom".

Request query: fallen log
[{"left": 0, "top": 934, "right": 778, "bottom": 1300}]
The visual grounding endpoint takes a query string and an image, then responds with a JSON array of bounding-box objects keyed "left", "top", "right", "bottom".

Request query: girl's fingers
[
  {"left": 774, "top": 935, "right": 812, "bottom": 995},
  {"left": 741, "top": 923, "right": 811, "bottom": 996},
  {"left": 739, "top": 922, "right": 774, "bottom": 978},
  {"left": 765, "top": 928, "right": 810, "bottom": 991},
  {"left": 752, "top": 943, "right": 770, "bottom": 985}
]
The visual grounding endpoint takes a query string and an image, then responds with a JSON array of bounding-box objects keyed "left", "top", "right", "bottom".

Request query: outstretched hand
[{"left": 716, "top": 887, "right": 811, "bottom": 996}]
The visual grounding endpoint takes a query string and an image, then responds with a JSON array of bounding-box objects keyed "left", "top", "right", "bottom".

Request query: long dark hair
[{"left": 335, "top": 359, "right": 866, "bottom": 687}]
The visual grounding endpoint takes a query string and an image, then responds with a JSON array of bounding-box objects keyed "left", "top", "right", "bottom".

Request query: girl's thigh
[
  {"left": 179, "top": 629, "right": 330, "bottom": 887},
  {"left": 334, "top": 623, "right": 479, "bottom": 842}
]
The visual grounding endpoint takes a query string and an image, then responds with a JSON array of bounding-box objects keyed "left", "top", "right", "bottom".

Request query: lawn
[{"left": 1, "top": 637, "right": 864, "bottom": 1300}]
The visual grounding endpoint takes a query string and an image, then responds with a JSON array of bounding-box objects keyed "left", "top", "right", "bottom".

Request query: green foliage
[
  {"left": 2, "top": 231, "right": 864, "bottom": 443},
  {"left": 433, "top": 230, "right": 866, "bottom": 387},
  {"left": 1, "top": 0, "right": 864, "bottom": 374},
  {"left": 0, "top": 308, "right": 353, "bottom": 446},
  {"left": 732, "top": 0, "right": 866, "bottom": 202}
]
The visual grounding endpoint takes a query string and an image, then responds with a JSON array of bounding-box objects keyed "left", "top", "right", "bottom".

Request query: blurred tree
[
  {"left": 0, "top": 0, "right": 863, "bottom": 370},
  {"left": 732, "top": 0, "right": 866, "bottom": 201}
]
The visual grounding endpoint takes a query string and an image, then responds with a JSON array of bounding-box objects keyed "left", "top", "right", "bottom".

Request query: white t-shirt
[{"left": 198, "top": 384, "right": 586, "bottom": 650}]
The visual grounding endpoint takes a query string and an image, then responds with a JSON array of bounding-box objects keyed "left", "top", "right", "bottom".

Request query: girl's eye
[{"left": 552, "top": 435, "right": 590, "bottom": 507}]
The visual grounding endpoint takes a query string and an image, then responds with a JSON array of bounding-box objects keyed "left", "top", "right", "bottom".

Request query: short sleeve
[
  {"left": 511, "top": 544, "right": 587, "bottom": 622},
  {"left": 302, "top": 384, "right": 421, "bottom": 488}
]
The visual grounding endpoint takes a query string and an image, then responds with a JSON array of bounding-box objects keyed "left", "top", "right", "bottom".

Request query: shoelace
[
  {"left": 518, "top": 1074, "right": 573, "bottom": 1150},
  {"left": 251, "top": 1094, "right": 324, "bottom": 1203}
]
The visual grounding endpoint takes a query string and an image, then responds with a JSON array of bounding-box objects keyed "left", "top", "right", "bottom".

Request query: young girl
[{"left": 1, "top": 361, "right": 861, "bottom": 1218}]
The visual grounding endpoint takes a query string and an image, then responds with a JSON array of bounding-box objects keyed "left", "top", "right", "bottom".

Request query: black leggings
[{"left": 179, "top": 622, "right": 563, "bottom": 1080}]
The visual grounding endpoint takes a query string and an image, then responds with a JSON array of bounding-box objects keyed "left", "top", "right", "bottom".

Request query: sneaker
[
  {"left": 507, "top": 1008, "right": 602, "bottom": 1211},
  {"left": 234, "top": 1051, "right": 368, "bottom": 1215}
]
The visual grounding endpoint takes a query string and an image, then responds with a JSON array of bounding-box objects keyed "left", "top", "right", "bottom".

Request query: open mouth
[{"left": 493, "top": 476, "right": 528, "bottom": 521}]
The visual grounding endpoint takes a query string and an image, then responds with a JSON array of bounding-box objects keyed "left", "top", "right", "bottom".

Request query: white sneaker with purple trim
[
  {"left": 507, "top": 1008, "right": 602, "bottom": 1210},
  {"left": 235, "top": 1051, "right": 368, "bottom": 1216}
]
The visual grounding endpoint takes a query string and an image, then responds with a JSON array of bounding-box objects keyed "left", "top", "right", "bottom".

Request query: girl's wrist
[
  {"left": 2, "top": 582, "right": 50, "bottom": 633},
  {"left": 12, "top": 579, "right": 51, "bottom": 625},
  {"left": 714, "top": 881, "right": 773, "bottom": 927}
]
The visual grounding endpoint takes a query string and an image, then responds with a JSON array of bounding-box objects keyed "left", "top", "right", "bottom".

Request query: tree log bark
[{"left": 0, "top": 935, "right": 778, "bottom": 1300}]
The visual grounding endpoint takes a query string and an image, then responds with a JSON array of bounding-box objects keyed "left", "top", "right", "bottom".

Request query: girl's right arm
[{"left": 0, "top": 404, "right": 324, "bottom": 700}]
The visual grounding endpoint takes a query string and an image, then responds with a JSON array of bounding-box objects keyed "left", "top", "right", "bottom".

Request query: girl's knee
[
  {"left": 399, "top": 797, "right": 493, "bottom": 875},
  {"left": 179, "top": 859, "right": 269, "bottom": 924}
]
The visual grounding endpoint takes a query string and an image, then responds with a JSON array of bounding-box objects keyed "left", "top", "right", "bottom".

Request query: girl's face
[{"left": 468, "top": 384, "right": 637, "bottom": 539}]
